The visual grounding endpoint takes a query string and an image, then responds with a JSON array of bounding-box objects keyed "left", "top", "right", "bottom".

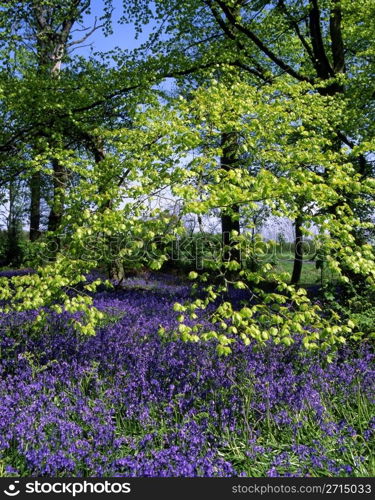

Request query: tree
[
  {"left": 134, "top": 0, "right": 374, "bottom": 288},
  {"left": 0, "top": 176, "right": 26, "bottom": 267},
  {"left": 167, "top": 78, "right": 374, "bottom": 352},
  {"left": 0, "top": 0, "right": 115, "bottom": 240},
  {"left": 0, "top": 0, "right": 373, "bottom": 355},
  {"left": 290, "top": 213, "right": 303, "bottom": 285}
]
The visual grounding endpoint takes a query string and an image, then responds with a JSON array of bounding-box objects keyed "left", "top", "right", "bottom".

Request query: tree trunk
[
  {"left": 32, "top": 6, "right": 74, "bottom": 240},
  {"left": 6, "top": 181, "right": 22, "bottom": 266},
  {"left": 220, "top": 132, "right": 241, "bottom": 263},
  {"left": 48, "top": 158, "right": 67, "bottom": 233},
  {"left": 197, "top": 214, "right": 204, "bottom": 233},
  {"left": 90, "top": 139, "right": 124, "bottom": 283},
  {"left": 291, "top": 215, "right": 303, "bottom": 285},
  {"left": 29, "top": 171, "right": 41, "bottom": 241},
  {"left": 221, "top": 208, "right": 241, "bottom": 262}
]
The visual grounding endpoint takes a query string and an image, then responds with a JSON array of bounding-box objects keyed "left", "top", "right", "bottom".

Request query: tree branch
[
  {"left": 277, "top": 0, "right": 315, "bottom": 63},
  {"left": 205, "top": 0, "right": 271, "bottom": 82},
  {"left": 329, "top": 0, "right": 345, "bottom": 73},
  {"left": 308, "top": 0, "right": 334, "bottom": 79},
  {"left": 67, "top": 17, "right": 105, "bottom": 47},
  {"left": 210, "top": 0, "right": 312, "bottom": 82}
]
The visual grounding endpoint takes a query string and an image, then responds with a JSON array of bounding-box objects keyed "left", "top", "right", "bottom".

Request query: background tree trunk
[
  {"left": 29, "top": 171, "right": 41, "bottom": 241},
  {"left": 47, "top": 158, "right": 67, "bottom": 234},
  {"left": 5, "top": 180, "right": 23, "bottom": 266},
  {"left": 220, "top": 132, "right": 240, "bottom": 264},
  {"left": 291, "top": 215, "right": 303, "bottom": 285}
]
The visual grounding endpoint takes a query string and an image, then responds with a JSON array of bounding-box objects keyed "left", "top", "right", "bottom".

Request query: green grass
[
  {"left": 102, "top": 374, "right": 374, "bottom": 477},
  {"left": 264, "top": 250, "right": 340, "bottom": 286},
  {"left": 194, "top": 378, "right": 375, "bottom": 477},
  {"left": 273, "top": 260, "right": 322, "bottom": 285}
]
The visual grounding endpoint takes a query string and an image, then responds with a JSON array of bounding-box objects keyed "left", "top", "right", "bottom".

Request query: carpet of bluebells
[{"left": 0, "top": 270, "right": 374, "bottom": 477}]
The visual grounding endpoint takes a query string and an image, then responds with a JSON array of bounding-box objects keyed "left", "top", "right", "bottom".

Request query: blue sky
[{"left": 74, "top": 0, "right": 156, "bottom": 58}]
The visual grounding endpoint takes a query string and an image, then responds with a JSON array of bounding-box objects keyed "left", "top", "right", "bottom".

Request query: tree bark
[
  {"left": 47, "top": 158, "right": 68, "bottom": 233},
  {"left": 29, "top": 171, "right": 41, "bottom": 241},
  {"left": 89, "top": 137, "right": 124, "bottom": 282},
  {"left": 5, "top": 181, "right": 22, "bottom": 266},
  {"left": 329, "top": 0, "right": 345, "bottom": 74},
  {"left": 220, "top": 132, "right": 241, "bottom": 264},
  {"left": 30, "top": 3, "right": 87, "bottom": 242},
  {"left": 291, "top": 215, "right": 303, "bottom": 285}
]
